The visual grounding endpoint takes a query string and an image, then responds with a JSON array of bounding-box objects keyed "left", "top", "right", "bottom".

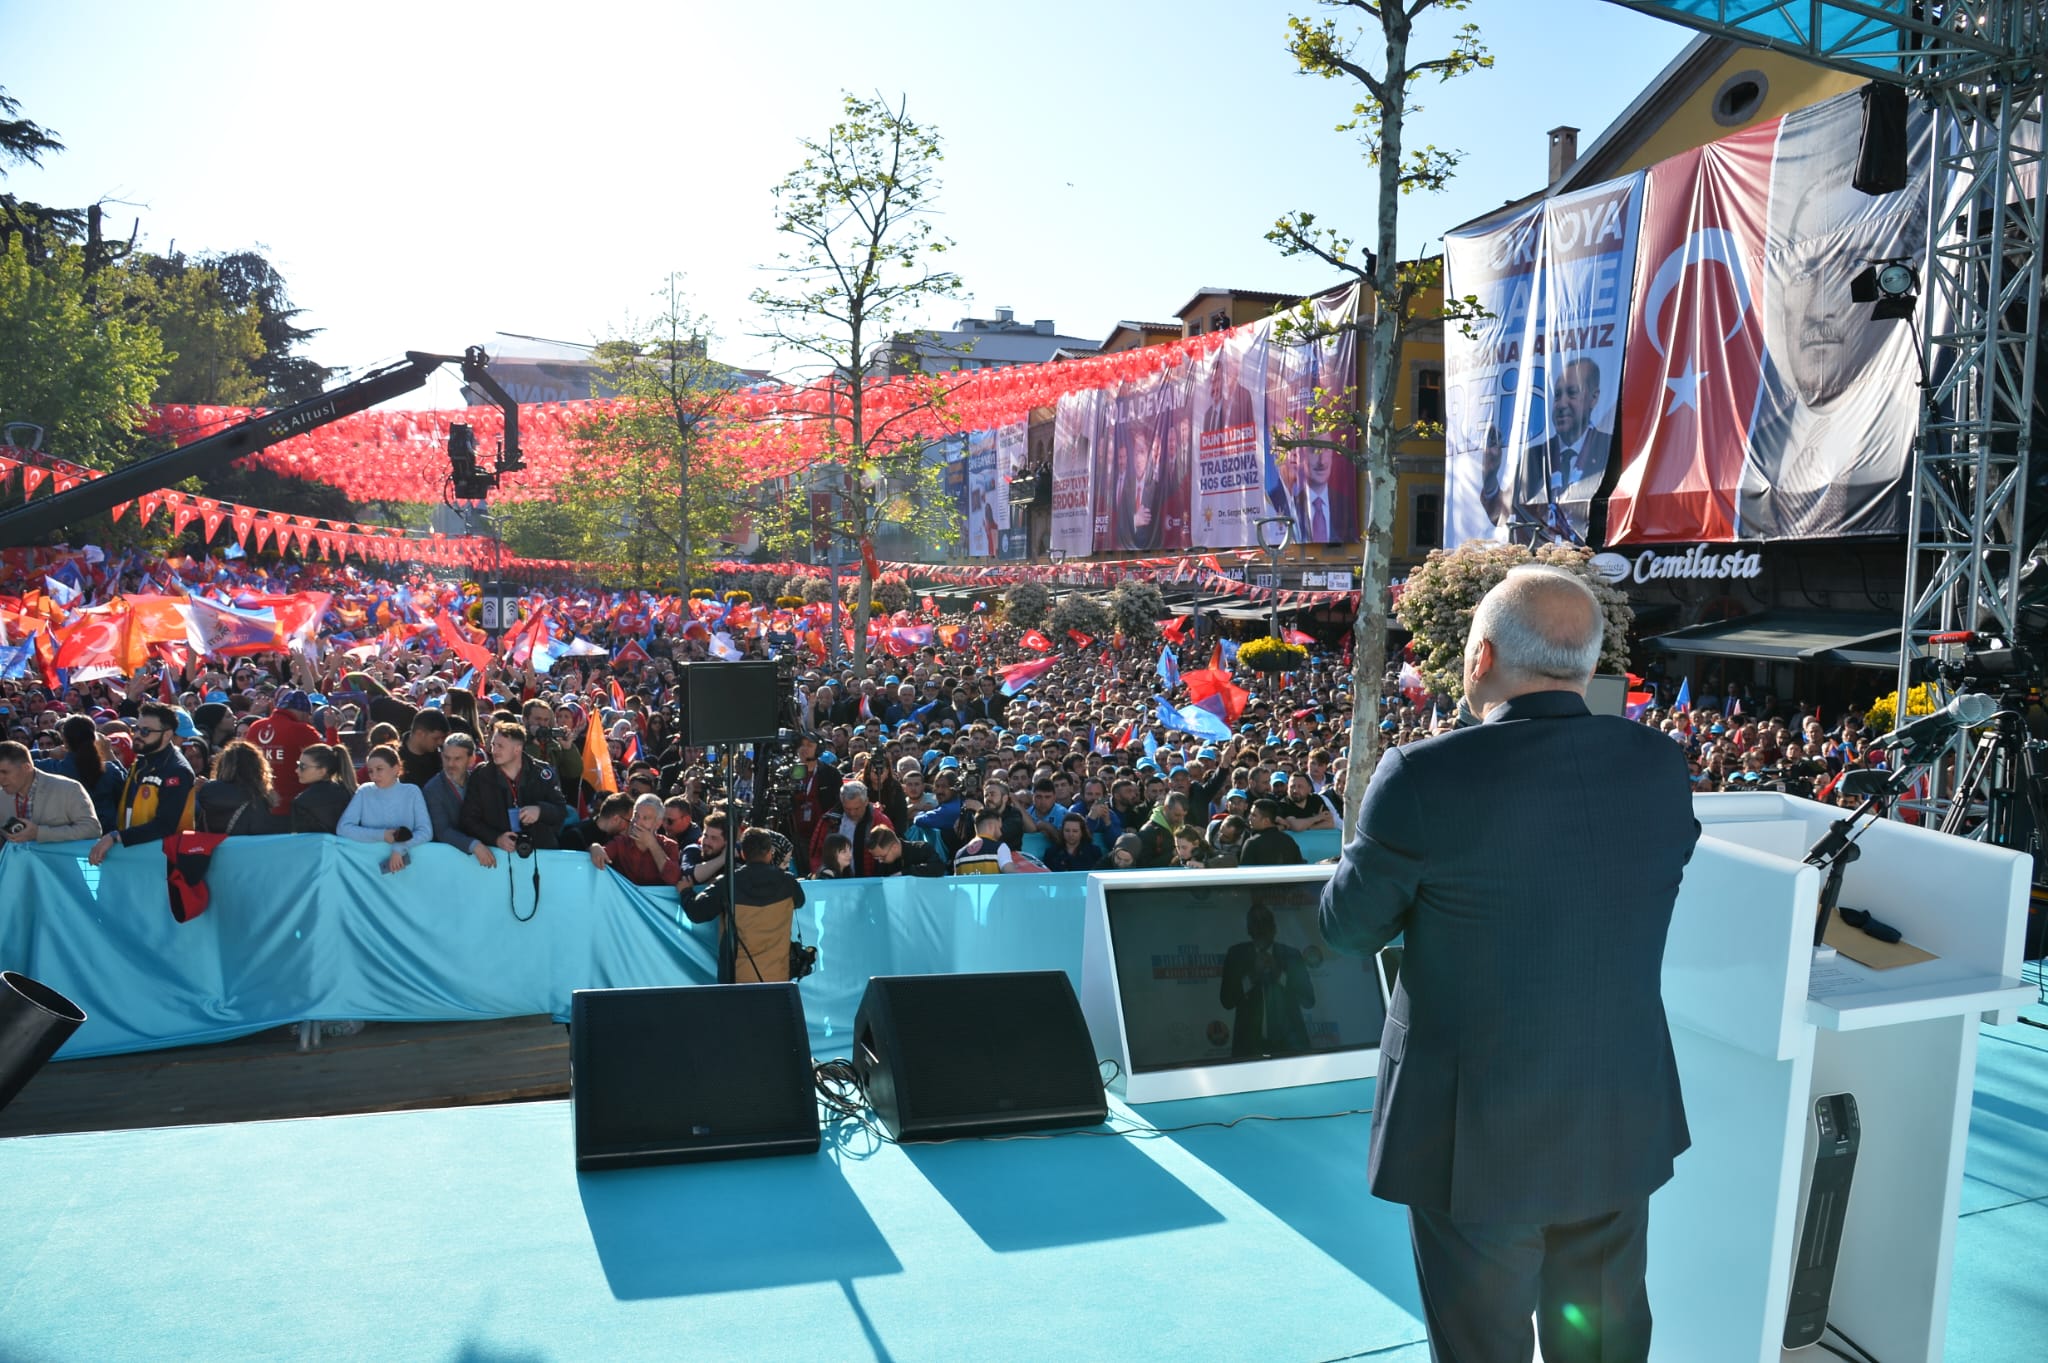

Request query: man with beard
[{"left": 87, "top": 701, "right": 195, "bottom": 864}]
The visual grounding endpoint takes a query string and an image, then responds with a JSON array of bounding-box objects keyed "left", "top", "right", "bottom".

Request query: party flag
[
  {"left": 999, "top": 656, "right": 1056, "bottom": 696},
  {"left": 583, "top": 707, "right": 617, "bottom": 794}
]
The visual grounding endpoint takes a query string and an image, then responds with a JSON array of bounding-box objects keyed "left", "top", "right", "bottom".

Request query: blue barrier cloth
[{"left": 0, "top": 838, "right": 1091, "bottom": 1060}]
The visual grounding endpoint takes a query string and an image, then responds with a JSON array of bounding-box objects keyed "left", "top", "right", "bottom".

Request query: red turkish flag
[
  {"left": 1019, "top": 629, "right": 1052, "bottom": 653},
  {"left": 55, "top": 611, "right": 124, "bottom": 671},
  {"left": 232, "top": 508, "right": 255, "bottom": 545},
  {"left": 1606, "top": 120, "right": 1775, "bottom": 543}
]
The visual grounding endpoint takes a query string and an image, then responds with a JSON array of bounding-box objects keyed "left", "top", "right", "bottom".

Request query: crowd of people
[{"left": 2, "top": 546, "right": 1905, "bottom": 922}]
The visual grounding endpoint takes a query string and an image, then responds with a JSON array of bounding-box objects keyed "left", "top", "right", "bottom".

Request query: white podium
[{"left": 1649, "top": 792, "right": 2034, "bottom": 1362}]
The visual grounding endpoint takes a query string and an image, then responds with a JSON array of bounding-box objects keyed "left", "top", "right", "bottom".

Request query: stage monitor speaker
[
  {"left": 853, "top": 971, "right": 1108, "bottom": 1142},
  {"left": 1854, "top": 81, "right": 1910, "bottom": 196},
  {"left": 681, "top": 660, "right": 781, "bottom": 745},
  {"left": 570, "top": 982, "right": 820, "bottom": 1171}
]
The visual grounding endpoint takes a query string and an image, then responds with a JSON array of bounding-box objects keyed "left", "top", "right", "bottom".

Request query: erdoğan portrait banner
[
  {"left": 1047, "top": 286, "right": 1362, "bottom": 555},
  {"left": 1444, "top": 88, "right": 1941, "bottom": 548}
]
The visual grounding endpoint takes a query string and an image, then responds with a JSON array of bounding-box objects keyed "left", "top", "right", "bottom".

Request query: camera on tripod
[{"left": 1910, "top": 631, "right": 2046, "bottom": 708}]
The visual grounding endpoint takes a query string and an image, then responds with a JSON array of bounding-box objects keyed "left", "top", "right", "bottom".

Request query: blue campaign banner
[{"left": 1444, "top": 173, "right": 1644, "bottom": 548}]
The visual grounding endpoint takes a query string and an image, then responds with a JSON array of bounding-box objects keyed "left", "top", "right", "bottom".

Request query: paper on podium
[{"left": 1824, "top": 906, "right": 1939, "bottom": 970}]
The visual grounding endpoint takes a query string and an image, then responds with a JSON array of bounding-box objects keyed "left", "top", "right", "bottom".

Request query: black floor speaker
[
  {"left": 570, "top": 983, "right": 820, "bottom": 1171},
  {"left": 852, "top": 971, "right": 1108, "bottom": 1142},
  {"left": 681, "top": 660, "right": 780, "bottom": 745}
]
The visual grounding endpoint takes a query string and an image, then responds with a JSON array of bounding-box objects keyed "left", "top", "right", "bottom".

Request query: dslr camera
[{"left": 512, "top": 830, "right": 536, "bottom": 858}]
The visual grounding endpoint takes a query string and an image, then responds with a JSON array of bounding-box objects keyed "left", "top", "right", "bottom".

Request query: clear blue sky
[{"left": 3, "top": 0, "right": 1693, "bottom": 405}]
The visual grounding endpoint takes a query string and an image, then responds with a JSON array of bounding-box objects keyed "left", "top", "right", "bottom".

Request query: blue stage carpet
[{"left": 3, "top": 1004, "right": 2043, "bottom": 1362}]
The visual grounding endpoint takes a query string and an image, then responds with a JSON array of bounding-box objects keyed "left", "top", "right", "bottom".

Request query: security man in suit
[{"left": 1321, "top": 564, "right": 1699, "bottom": 1363}]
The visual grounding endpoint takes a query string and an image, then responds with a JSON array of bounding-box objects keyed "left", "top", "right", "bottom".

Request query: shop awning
[
  {"left": 1817, "top": 631, "right": 1907, "bottom": 671},
  {"left": 1643, "top": 610, "right": 1898, "bottom": 664}
]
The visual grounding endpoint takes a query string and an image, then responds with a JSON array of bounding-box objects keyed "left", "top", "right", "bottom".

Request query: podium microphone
[{"left": 1879, "top": 692, "right": 1997, "bottom": 753}]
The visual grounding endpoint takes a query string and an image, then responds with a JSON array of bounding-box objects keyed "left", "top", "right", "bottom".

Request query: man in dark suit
[
  {"left": 1516, "top": 356, "right": 1612, "bottom": 545},
  {"left": 1320, "top": 564, "right": 1699, "bottom": 1363}
]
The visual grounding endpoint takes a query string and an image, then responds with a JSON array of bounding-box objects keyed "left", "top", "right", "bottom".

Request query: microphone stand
[{"left": 1801, "top": 760, "right": 1924, "bottom": 948}]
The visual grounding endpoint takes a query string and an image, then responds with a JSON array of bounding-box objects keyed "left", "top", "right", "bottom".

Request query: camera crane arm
[{"left": 0, "top": 345, "right": 519, "bottom": 548}]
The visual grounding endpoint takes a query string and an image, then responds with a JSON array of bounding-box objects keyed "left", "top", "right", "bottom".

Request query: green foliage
[
  {"left": 120, "top": 256, "right": 268, "bottom": 406},
  {"left": 1394, "top": 541, "right": 1634, "bottom": 702},
  {"left": 1109, "top": 579, "right": 1167, "bottom": 640},
  {"left": 1239, "top": 636, "right": 1309, "bottom": 674},
  {"left": 1048, "top": 592, "right": 1113, "bottom": 641},
  {"left": 799, "top": 575, "right": 835, "bottom": 606},
  {"left": 748, "top": 92, "right": 969, "bottom": 674},
  {"left": 536, "top": 275, "right": 747, "bottom": 589},
  {"left": 1003, "top": 580, "right": 1050, "bottom": 630},
  {"left": 0, "top": 239, "right": 167, "bottom": 467}
]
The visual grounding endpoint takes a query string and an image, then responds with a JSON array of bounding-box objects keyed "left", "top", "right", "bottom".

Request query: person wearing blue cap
[{"left": 246, "top": 690, "right": 324, "bottom": 814}]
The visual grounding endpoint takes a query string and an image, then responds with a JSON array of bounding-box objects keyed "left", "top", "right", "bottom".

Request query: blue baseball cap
[
  {"left": 1226, "top": 788, "right": 1249, "bottom": 802},
  {"left": 939, "top": 756, "right": 961, "bottom": 771},
  {"left": 272, "top": 689, "right": 312, "bottom": 714}
]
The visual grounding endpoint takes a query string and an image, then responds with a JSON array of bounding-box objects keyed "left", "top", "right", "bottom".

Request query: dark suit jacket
[{"left": 1320, "top": 690, "right": 1699, "bottom": 1224}]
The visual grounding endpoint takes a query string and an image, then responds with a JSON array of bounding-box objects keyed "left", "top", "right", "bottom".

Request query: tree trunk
[
  {"left": 1341, "top": 4, "right": 1412, "bottom": 837},
  {"left": 677, "top": 456, "right": 692, "bottom": 597}
]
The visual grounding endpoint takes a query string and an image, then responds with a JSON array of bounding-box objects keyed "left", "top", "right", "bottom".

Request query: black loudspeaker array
[
  {"left": 680, "top": 659, "right": 781, "bottom": 746},
  {"left": 852, "top": 971, "right": 1108, "bottom": 1141},
  {"left": 1853, "top": 81, "right": 1910, "bottom": 196},
  {"left": 570, "top": 983, "right": 820, "bottom": 1171}
]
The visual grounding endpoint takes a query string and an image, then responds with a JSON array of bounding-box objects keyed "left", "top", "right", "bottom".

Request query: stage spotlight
[{"left": 1851, "top": 259, "right": 1920, "bottom": 322}]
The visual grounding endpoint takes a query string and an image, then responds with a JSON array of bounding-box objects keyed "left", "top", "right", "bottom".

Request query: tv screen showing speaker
[{"left": 1080, "top": 866, "right": 1386, "bottom": 1102}]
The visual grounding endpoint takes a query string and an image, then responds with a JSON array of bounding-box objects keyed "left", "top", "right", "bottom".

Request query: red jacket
[
  {"left": 807, "top": 803, "right": 894, "bottom": 878},
  {"left": 245, "top": 711, "right": 324, "bottom": 814}
]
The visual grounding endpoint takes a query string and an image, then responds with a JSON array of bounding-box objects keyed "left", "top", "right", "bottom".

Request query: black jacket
[
  {"left": 1238, "top": 826, "right": 1305, "bottom": 866},
  {"left": 874, "top": 841, "right": 947, "bottom": 877},
  {"left": 194, "top": 781, "right": 286, "bottom": 836},
  {"left": 458, "top": 756, "right": 568, "bottom": 851},
  {"left": 291, "top": 781, "right": 352, "bottom": 834},
  {"left": 1320, "top": 690, "right": 1700, "bottom": 1224}
]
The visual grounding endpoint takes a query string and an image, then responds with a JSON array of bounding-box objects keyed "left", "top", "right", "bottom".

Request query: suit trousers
[{"left": 1408, "top": 1199, "right": 1652, "bottom": 1363}]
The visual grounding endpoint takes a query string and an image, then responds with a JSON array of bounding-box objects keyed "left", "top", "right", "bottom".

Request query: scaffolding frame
[{"left": 1608, "top": 0, "right": 2046, "bottom": 824}]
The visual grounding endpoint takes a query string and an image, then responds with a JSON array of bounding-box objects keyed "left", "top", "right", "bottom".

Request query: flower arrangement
[
  {"left": 775, "top": 595, "right": 805, "bottom": 610},
  {"left": 1239, "top": 636, "right": 1309, "bottom": 674},
  {"left": 1865, "top": 683, "right": 1937, "bottom": 737},
  {"left": 690, "top": 587, "right": 716, "bottom": 600},
  {"left": 723, "top": 589, "right": 752, "bottom": 604},
  {"left": 1394, "top": 541, "right": 1635, "bottom": 702}
]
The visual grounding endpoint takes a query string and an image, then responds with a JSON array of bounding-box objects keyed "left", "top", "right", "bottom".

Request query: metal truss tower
[{"left": 1607, "top": 1, "right": 2046, "bottom": 819}]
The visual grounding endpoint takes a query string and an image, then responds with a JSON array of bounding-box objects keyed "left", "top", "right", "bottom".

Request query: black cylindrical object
[{"left": 0, "top": 971, "right": 87, "bottom": 1115}]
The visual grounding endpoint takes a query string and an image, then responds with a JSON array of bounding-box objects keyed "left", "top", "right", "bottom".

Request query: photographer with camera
[
  {"left": 459, "top": 720, "right": 567, "bottom": 856},
  {"left": 687, "top": 826, "right": 807, "bottom": 984}
]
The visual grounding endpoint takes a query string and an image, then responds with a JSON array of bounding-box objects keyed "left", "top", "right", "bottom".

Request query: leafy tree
[
  {"left": 1394, "top": 541, "right": 1632, "bottom": 702},
  {"left": 0, "top": 239, "right": 167, "bottom": 468},
  {"left": 568, "top": 275, "right": 750, "bottom": 590},
  {"left": 1109, "top": 578, "right": 1167, "bottom": 640},
  {"left": 749, "top": 92, "right": 968, "bottom": 676},
  {"left": 121, "top": 254, "right": 267, "bottom": 406},
  {"left": 1268, "top": 0, "right": 1492, "bottom": 824}
]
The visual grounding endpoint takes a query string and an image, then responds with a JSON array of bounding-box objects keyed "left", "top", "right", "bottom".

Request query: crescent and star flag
[
  {"left": 612, "top": 638, "right": 651, "bottom": 665},
  {"left": 999, "top": 656, "right": 1056, "bottom": 696},
  {"left": 1019, "top": 629, "right": 1053, "bottom": 653}
]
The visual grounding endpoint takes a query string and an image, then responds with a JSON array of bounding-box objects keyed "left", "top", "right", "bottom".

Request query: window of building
[
  {"left": 1411, "top": 490, "right": 1444, "bottom": 552},
  {"left": 1209, "top": 309, "right": 1232, "bottom": 334},
  {"left": 1415, "top": 367, "right": 1445, "bottom": 425},
  {"left": 1712, "top": 70, "right": 1769, "bottom": 127}
]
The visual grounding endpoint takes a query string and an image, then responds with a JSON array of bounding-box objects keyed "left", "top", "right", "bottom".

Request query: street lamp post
[
  {"left": 1047, "top": 548, "right": 1066, "bottom": 611},
  {"left": 1255, "top": 516, "right": 1293, "bottom": 641}
]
